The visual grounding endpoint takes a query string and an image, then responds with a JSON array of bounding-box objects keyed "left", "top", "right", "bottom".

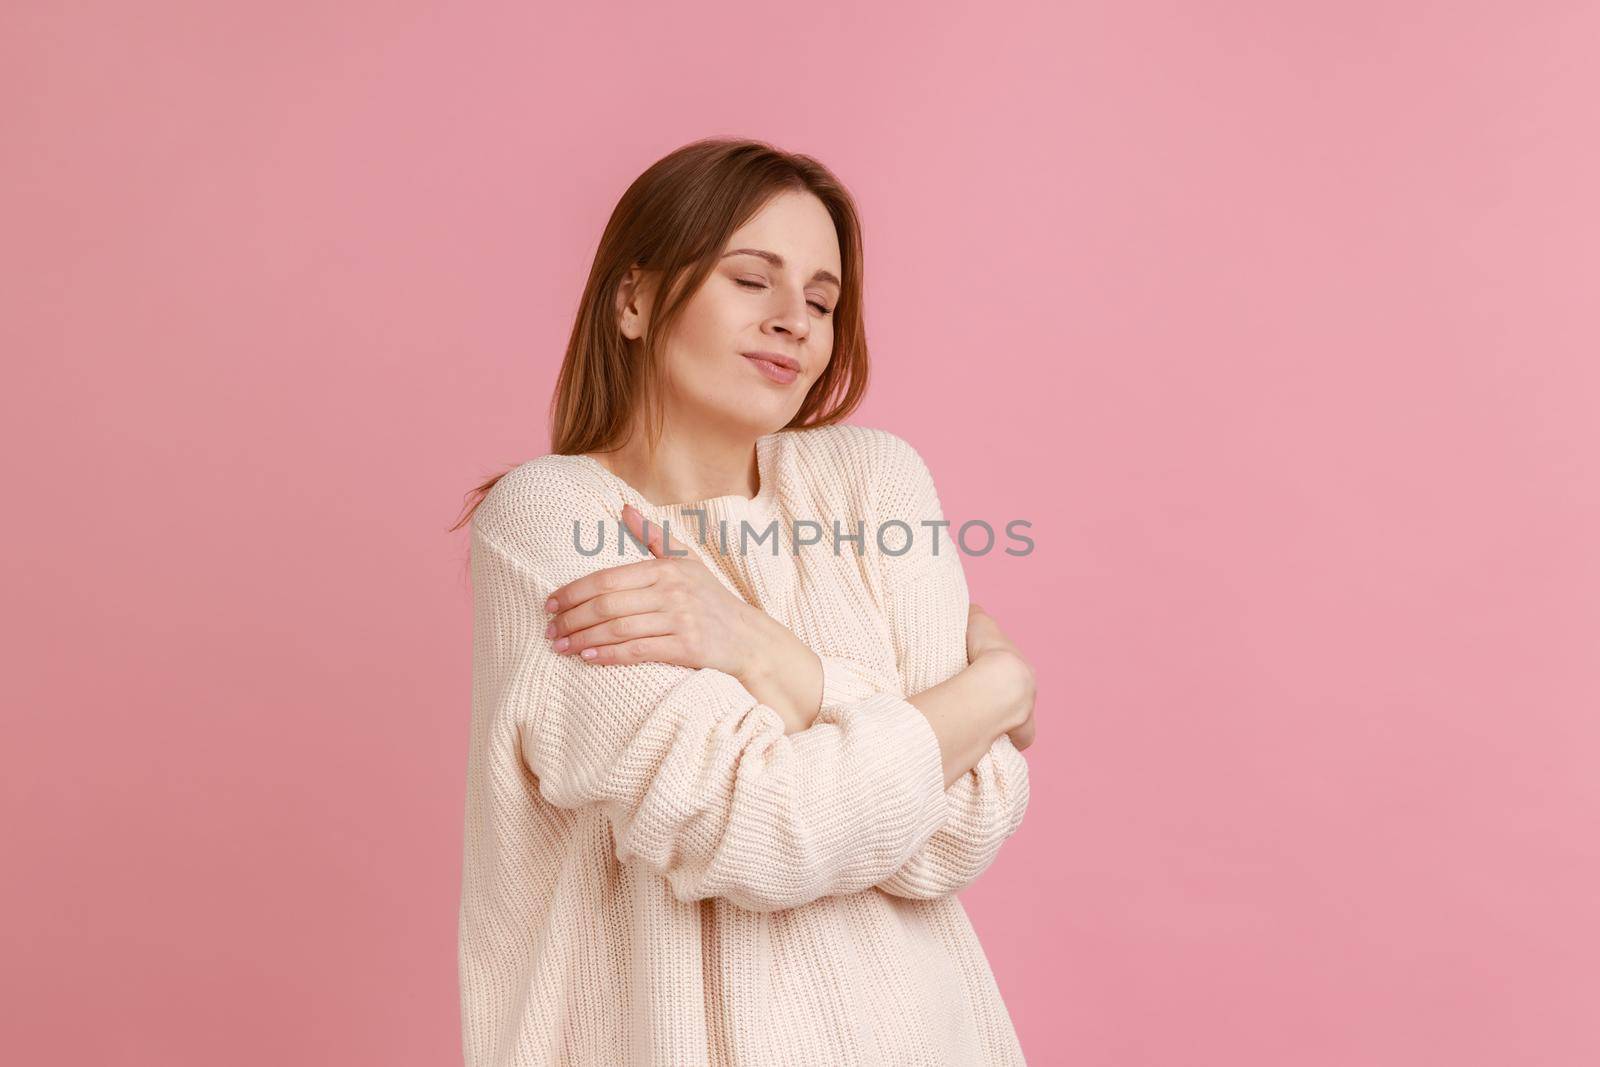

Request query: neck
[{"left": 592, "top": 418, "right": 764, "bottom": 507}]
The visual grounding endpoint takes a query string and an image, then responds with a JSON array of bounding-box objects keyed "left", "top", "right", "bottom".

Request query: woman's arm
[
  {"left": 473, "top": 523, "right": 952, "bottom": 914},
  {"left": 861, "top": 430, "right": 1035, "bottom": 900},
  {"left": 742, "top": 557, "right": 1034, "bottom": 901},
  {"left": 558, "top": 499, "right": 1027, "bottom": 789},
  {"left": 521, "top": 438, "right": 1032, "bottom": 904},
  {"left": 714, "top": 430, "right": 1034, "bottom": 900},
  {"left": 630, "top": 428, "right": 1030, "bottom": 902},
  {"left": 739, "top": 608, "right": 1029, "bottom": 787},
  {"left": 905, "top": 650, "right": 1032, "bottom": 787}
]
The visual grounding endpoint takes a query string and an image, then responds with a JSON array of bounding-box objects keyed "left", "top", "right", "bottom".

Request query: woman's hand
[
  {"left": 965, "top": 602, "right": 1037, "bottom": 751},
  {"left": 545, "top": 503, "right": 824, "bottom": 731},
  {"left": 544, "top": 503, "right": 765, "bottom": 678}
]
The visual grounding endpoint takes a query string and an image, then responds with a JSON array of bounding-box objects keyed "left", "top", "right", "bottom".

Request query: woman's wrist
[
  {"left": 967, "top": 649, "right": 1034, "bottom": 736},
  {"left": 907, "top": 652, "right": 1029, "bottom": 787},
  {"left": 734, "top": 605, "right": 823, "bottom": 733}
]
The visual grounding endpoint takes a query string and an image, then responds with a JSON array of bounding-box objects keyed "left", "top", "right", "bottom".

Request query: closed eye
[{"left": 735, "top": 278, "right": 833, "bottom": 316}]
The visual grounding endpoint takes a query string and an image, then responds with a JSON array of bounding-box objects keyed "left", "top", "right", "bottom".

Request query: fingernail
[
  {"left": 554, "top": 637, "right": 569, "bottom": 651},
  {"left": 545, "top": 598, "right": 558, "bottom": 612},
  {"left": 580, "top": 648, "right": 596, "bottom": 659}
]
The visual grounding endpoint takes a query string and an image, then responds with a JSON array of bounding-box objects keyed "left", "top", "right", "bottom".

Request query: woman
[{"left": 455, "top": 137, "right": 1039, "bottom": 1066}]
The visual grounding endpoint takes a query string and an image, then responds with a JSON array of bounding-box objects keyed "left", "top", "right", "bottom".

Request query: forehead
[{"left": 725, "top": 191, "right": 842, "bottom": 275}]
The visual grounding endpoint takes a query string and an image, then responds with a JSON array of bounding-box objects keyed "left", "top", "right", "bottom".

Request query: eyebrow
[{"left": 721, "top": 248, "right": 842, "bottom": 290}]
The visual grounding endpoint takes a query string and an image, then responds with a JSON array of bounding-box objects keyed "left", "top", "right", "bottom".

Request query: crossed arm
[
  {"left": 818, "top": 548, "right": 1033, "bottom": 901},
  {"left": 473, "top": 440, "right": 1031, "bottom": 912},
  {"left": 840, "top": 431, "right": 1032, "bottom": 899},
  {"left": 733, "top": 495, "right": 1033, "bottom": 899}
]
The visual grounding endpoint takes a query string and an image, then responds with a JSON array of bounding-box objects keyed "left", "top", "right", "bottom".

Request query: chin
[{"left": 704, "top": 403, "right": 792, "bottom": 439}]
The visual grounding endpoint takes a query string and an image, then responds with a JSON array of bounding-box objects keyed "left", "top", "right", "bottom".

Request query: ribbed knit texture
[{"left": 460, "top": 423, "right": 1030, "bottom": 1066}]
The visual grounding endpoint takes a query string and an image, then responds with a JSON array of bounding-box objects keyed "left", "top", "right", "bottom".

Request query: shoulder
[
  {"left": 782, "top": 424, "right": 954, "bottom": 582},
  {"left": 778, "top": 423, "right": 936, "bottom": 501},
  {"left": 782, "top": 422, "right": 922, "bottom": 464},
  {"left": 469, "top": 453, "right": 618, "bottom": 581}
]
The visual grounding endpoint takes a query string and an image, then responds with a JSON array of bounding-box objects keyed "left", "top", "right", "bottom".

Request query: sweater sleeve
[
  {"left": 854, "top": 431, "right": 1032, "bottom": 900},
  {"left": 471, "top": 522, "right": 952, "bottom": 914}
]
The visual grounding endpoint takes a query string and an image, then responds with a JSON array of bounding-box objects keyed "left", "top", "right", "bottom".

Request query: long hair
[{"left": 449, "top": 136, "right": 871, "bottom": 532}]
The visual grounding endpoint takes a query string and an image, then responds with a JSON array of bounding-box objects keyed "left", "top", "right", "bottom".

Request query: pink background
[{"left": 4, "top": 2, "right": 1598, "bottom": 1063}]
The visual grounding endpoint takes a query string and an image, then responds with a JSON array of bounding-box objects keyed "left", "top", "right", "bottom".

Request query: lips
[
  {"left": 741, "top": 351, "right": 801, "bottom": 372},
  {"left": 743, "top": 352, "right": 799, "bottom": 385}
]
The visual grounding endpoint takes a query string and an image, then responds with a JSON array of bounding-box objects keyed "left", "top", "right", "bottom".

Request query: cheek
[
  {"left": 677, "top": 291, "right": 746, "bottom": 349},
  {"left": 812, "top": 328, "right": 836, "bottom": 370}
]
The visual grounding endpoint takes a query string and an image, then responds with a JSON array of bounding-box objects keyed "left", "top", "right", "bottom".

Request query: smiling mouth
[
  {"left": 743, "top": 353, "right": 799, "bottom": 384},
  {"left": 741, "top": 350, "right": 800, "bottom": 372}
]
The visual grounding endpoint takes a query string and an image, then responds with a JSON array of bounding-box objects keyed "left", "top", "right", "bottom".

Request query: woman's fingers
[
  {"left": 545, "top": 508, "right": 710, "bottom": 660},
  {"left": 548, "top": 586, "right": 664, "bottom": 642},
  {"left": 554, "top": 611, "right": 680, "bottom": 658},
  {"left": 1008, "top": 711, "right": 1036, "bottom": 751},
  {"left": 967, "top": 616, "right": 1030, "bottom": 676},
  {"left": 622, "top": 502, "right": 690, "bottom": 560},
  {"left": 966, "top": 605, "right": 1013, "bottom": 661},
  {"left": 564, "top": 631, "right": 688, "bottom": 667},
  {"left": 543, "top": 505, "right": 745, "bottom": 672},
  {"left": 546, "top": 505, "right": 692, "bottom": 615},
  {"left": 546, "top": 556, "right": 666, "bottom": 615}
]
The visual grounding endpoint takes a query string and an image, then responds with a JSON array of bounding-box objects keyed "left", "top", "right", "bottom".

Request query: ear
[{"left": 616, "top": 266, "right": 653, "bottom": 341}]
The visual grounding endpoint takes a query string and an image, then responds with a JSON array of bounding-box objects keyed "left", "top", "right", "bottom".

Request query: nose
[{"left": 765, "top": 290, "right": 810, "bottom": 340}]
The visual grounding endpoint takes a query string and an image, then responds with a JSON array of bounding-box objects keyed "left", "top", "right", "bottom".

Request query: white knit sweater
[{"left": 459, "top": 423, "right": 1031, "bottom": 1066}]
